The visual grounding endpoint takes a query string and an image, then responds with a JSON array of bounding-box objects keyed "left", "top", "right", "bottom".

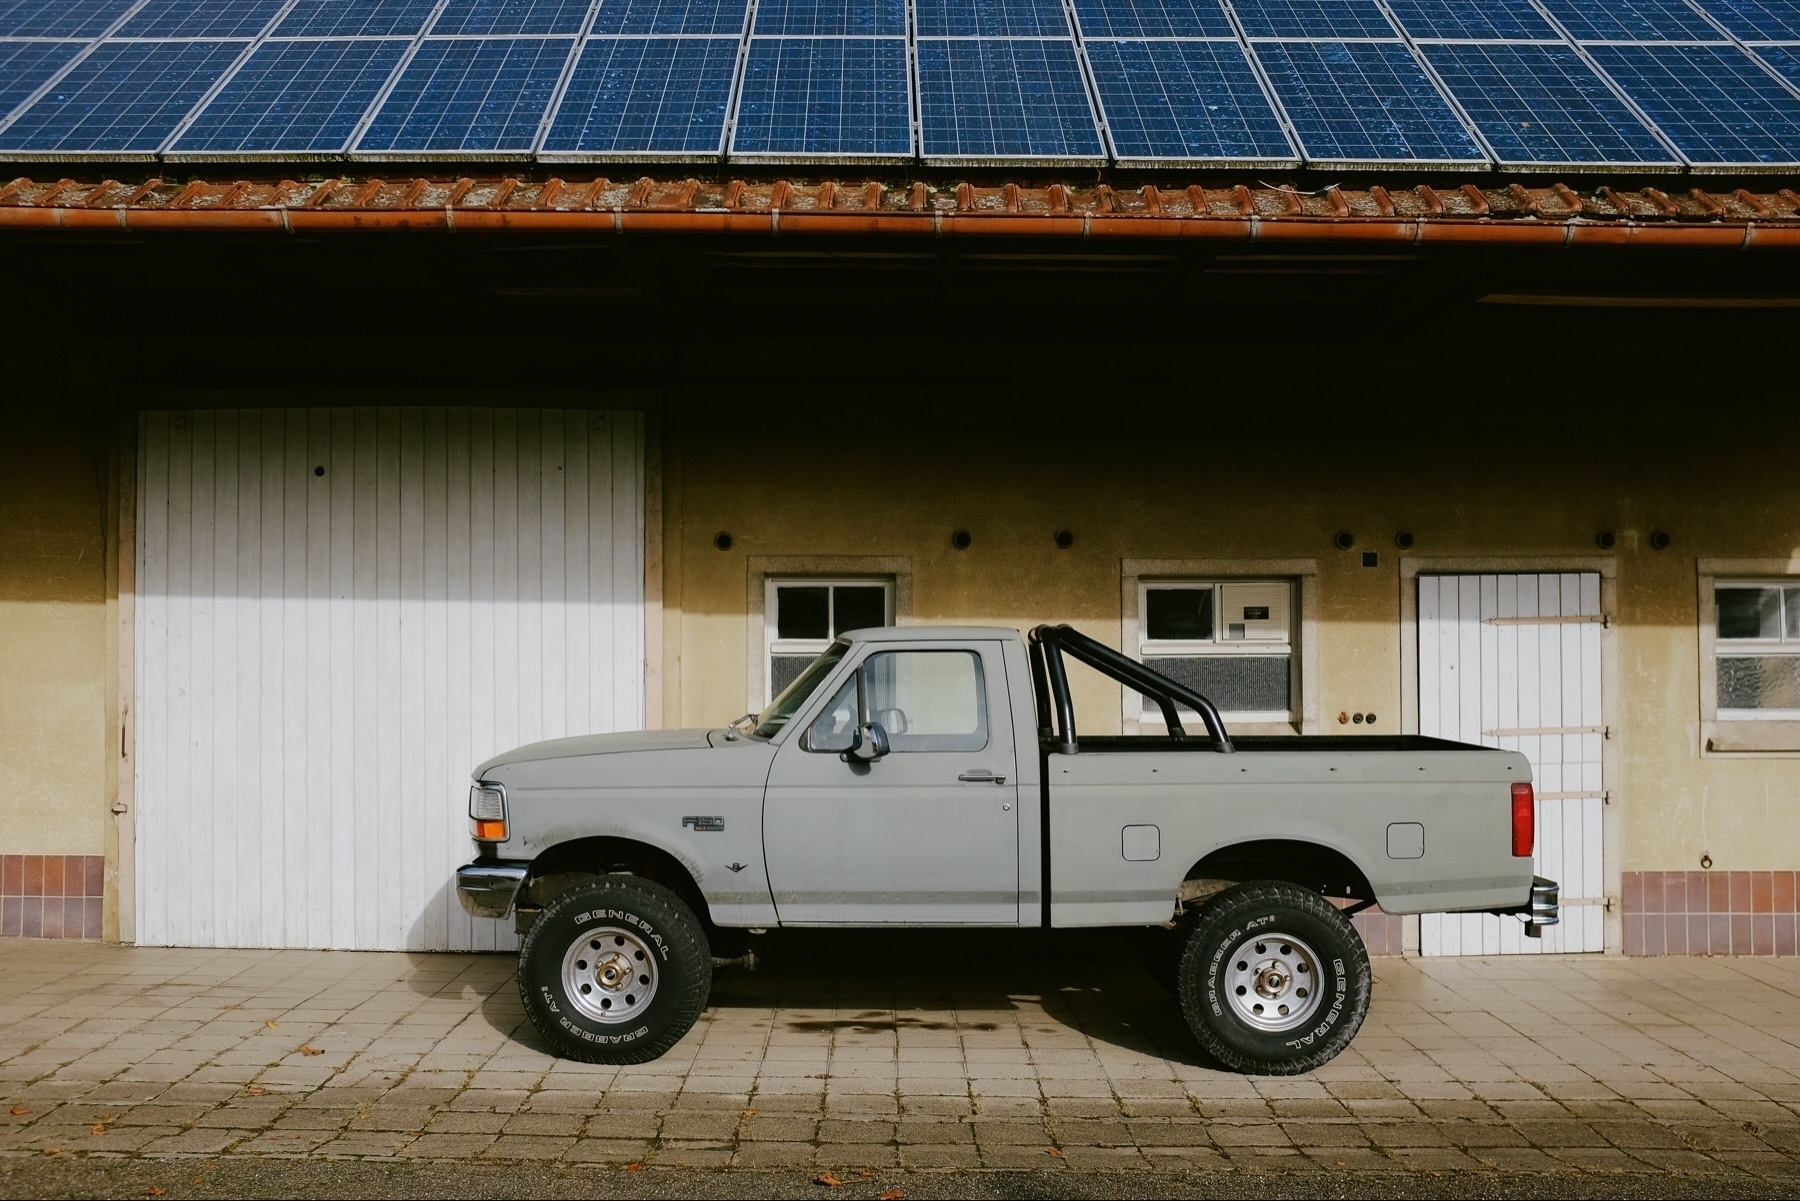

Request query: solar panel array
[{"left": 4, "top": 0, "right": 1800, "bottom": 169}]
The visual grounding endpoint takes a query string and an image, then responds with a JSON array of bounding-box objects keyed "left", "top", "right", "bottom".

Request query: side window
[
  {"left": 1139, "top": 580, "right": 1295, "bottom": 723},
  {"left": 806, "top": 650, "right": 988, "bottom": 753},
  {"left": 766, "top": 578, "right": 893, "bottom": 702},
  {"left": 1715, "top": 581, "right": 1800, "bottom": 718}
]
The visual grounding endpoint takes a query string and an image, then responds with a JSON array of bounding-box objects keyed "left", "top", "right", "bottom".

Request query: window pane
[
  {"left": 754, "top": 644, "right": 847, "bottom": 738},
  {"left": 833, "top": 585, "right": 887, "bottom": 635},
  {"left": 1717, "top": 587, "right": 1780, "bottom": 640},
  {"left": 1145, "top": 655, "right": 1290, "bottom": 714},
  {"left": 769, "top": 654, "right": 818, "bottom": 698},
  {"left": 1718, "top": 655, "right": 1800, "bottom": 711},
  {"left": 806, "top": 675, "right": 860, "bottom": 752},
  {"left": 776, "top": 585, "right": 829, "bottom": 639},
  {"left": 865, "top": 650, "right": 987, "bottom": 752},
  {"left": 1787, "top": 587, "right": 1800, "bottom": 641},
  {"left": 1146, "top": 588, "right": 1214, "bottom": 641}
]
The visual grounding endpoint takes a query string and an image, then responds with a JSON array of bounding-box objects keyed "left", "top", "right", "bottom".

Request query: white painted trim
[
  {"left": 1400, "top": 555, "right": 1619, "bottom": 954},
  {"left": 115, "top": 413, "right": 138, "bottom": 945},
  {"left": 1696, "top": 557, "right": 1800, "bottom": 757},
  {"left": 1120, "top": 558, "right": 1320, "bottom": 736},
  {"left": 744, "top": 556, "right": 912, "bottom": 712}
]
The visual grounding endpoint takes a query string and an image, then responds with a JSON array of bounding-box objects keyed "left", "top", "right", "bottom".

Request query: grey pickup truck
[{"left": 457, "top": 624, "right": 1558, "bottom": 1074}]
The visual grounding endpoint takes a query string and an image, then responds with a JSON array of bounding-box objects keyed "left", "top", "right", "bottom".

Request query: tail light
[{"left": 1511, "top": 783, "right": 1535, "bottom": 858}]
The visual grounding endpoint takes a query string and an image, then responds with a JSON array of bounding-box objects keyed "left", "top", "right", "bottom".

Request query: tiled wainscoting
[
  {"left": 1, "top": 855, "right": 105, "bottom": 939},
  {"left": 1332, "top": 899, "right": 1403, "bottom": 956},
  {"left": 1623, "top": 871, "right": 1797, "bottom": 956}
]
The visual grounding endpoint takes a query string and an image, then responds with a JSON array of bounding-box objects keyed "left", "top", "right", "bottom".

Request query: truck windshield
[{"left": 751, "top": 642, "right": 848, "bottom": 739}]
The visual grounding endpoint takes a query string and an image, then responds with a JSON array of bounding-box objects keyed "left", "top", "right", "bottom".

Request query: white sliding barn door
[
  {"left": 135, "top": 408, "right": 645, "bottom": 951},
  {"left": 1418, "top": 573, "right": 1604, "bottom": 955}
]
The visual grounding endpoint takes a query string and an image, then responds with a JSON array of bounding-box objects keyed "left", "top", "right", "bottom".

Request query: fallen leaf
[
  {"left": 879, "top": 1191, "right": 907, "bottom": 1201},
  {"left": 142, "top": 1189, "right": 165, "bottom": 1198},
  {"left": 1045, "top": 1147, "right": 1063, "bottom": 1157},
  {"left": 242, "top": 1086, "right": 267, "bottom": 1096},
  {"left": 741, "top": 1108, "right": 756, "bottom": 1117},
  {"left": 192, "top": 1178, "right": 203, "bottom": 1185},
  {"left": 90, "top": 1124, "right": 106, "bottom": 1136},
  {"left": 856, "top": 1169, "right": 874, "bottom": 1179},
  {"left": 815, "top": 1173, "right": 844, "bottom": 1187},
  {"left": 1336, "top": 1160, "right": 1347, "bottom": 1167},
  {"left": 298, "top": 1045, "right": 324, "bottom": 1057},
  {"left": 9, "top": 1106, "right": 29, "bottom": 1116},
  {"left": 265, "top": 1020, "right": 279, "bottom": 1029},
  {"left": 624, "top": 1163, "right": 644, "bottom": 1172}
]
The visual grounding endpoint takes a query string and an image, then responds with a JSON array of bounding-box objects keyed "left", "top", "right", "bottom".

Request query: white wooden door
[
  {"left": 135, "top": 408, "right": 645, "bottom": 951},
  {"left": 1418, "top": 573, "right": 1604, "bottom": 955}
]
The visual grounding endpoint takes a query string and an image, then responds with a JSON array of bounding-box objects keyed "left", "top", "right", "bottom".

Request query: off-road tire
[
  {"left": 1176, "top": 881, "right": 1371, "bottom": 1075},
  {"left": 518, "top": 875, "right": 711, "bottom": 1065}
]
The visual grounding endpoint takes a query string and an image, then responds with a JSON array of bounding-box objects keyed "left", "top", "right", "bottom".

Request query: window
[
  {"left": 1138, "top": 580, "right": 1295, "bottom": 723},
  {"left": 805, "top": 650, "right": 988, "bottom": 753},
  {"left": 765, "top": 578, "right": 894, "bottom": 702},
  {"left": 1715, "top": 581, "right": 1800, "bottom": 718}
]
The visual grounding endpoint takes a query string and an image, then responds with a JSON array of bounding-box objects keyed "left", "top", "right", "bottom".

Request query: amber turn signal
[{"left": 473, "top": 819, "right": 507, "bottom": 841}]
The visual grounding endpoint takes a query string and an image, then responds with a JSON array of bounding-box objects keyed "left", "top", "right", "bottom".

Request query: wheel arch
[
  {"left": 524, "top": 837, "right": 711, "bottom": 927},
  {"left": 1180, "top": 839, "right": 1376, "bottom": 907}
]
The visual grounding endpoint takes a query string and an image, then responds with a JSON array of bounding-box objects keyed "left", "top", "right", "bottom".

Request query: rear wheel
[
  {"left": 518, "top": 875, "right": 711, "bottom": 1065},
  {"left": 1176, "top": 881, "right": 1370, "bottom": 1075}
]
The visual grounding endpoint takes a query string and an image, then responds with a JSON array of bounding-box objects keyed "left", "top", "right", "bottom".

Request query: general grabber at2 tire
[
  {"left": 518, "top": 875, "right": 711, "bottom": 1065},
  {"left": 1176, "top": 881, "right": 1371, "bottom": 1075}
]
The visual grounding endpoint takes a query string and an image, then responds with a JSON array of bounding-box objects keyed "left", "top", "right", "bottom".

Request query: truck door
[{"left": 762, "top": 641, "right": 1020, "bottom": 924}]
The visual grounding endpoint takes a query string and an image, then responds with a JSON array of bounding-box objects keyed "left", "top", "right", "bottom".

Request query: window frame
[
  {"left": 1710, "top": 577, "right": 1800, "bottom": 721},
  {"left": 1696, "top": 559, "right": 1800, "bottom": 756},
  {"left": 763, "top": 576, "right": 897, "bottom": 705},
  {"left": 1121, "top": 560, "right": 1318, "bottom": 736},
  {"left": 1136, "top": 579, "right": 1297, "bottom": 725}
]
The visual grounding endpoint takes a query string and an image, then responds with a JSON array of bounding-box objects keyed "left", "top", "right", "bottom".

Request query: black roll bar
[{"left": 1029, "top": 624, "right": 1235, "bottom": 754}]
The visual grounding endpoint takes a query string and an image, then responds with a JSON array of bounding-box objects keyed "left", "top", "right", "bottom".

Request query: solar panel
[
  {"left": 731, "top": 36, "right": 910, "bottom": 158},
  {"left": 1587, "top": 42, "right": 1800, "bottom": 165},
  {"left": 751, "top": 0, "right": 907, "bottom": 36},
  {"left": 1758, "top": 43, "right": 1800, "bottom": 87},
  {"left": 915, "top": 38, "right": 1104, "bottom": 162},
  {"left": 1695, "top": 0, "right": 1800, "bottom": 41},
  {"left": 1537, "top": 0, "right": 1726, "bottom": 42},
  {"left": 1068, "top": 0, "right": 1234, "bottom": 38},
  {"left": 0, "top": 39, "right": 85, "bottom": 118},
  {"left": 0, "top": 38, "right": 247, "bottom": 155},
  {"left": 428, "top": 0, "right": 597, "bottom": 37},
  {"left": 273, "top": 0, "right": 443, "bottom": 38},
  {"left": 0, "top": 0, "right": 138, "bottom": 38},
  {"left": 914, "top": 0, "right": 1070, "bottom": 38},
  {"left": 1085, "top": 39, "right": 1296, "bottom": 164},
  {"left": 1227, "top": 0, "right": 1397, "bottom": 39},
  {"left": 540, "top": 36, "right": 738, "bottom": 158},
  {"left": 115, "top": 0, "right": 287, "bottom": 40},
  {"left": 1421, "top": 42, "right": 1678, "bottom": 166},
  {"left": 1383, "top": 0, "right": 1561, "bottom": 41},
  {"left": 354, "top": 36, "right": 573, "bottom": 156},
  {"left": 588, "top": 0, "right": 750, "bottom": 35},
  {"left": 168, "top": 38, "right": 410, "bottom": 156},
  {"left": 1252, "top": 40, "right": 1486, "bottom": 165}
]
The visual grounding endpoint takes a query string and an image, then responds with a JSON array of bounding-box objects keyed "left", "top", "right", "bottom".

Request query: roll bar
[{"left": 1027, "top": 624, "right": 1235, "bottom": 754}]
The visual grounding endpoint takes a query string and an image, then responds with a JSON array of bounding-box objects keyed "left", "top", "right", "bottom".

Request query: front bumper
[{"left": 455, "top": 861, "right": 527, "bottom": 919}]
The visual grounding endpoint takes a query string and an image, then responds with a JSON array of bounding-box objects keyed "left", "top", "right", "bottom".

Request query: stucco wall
[
  {"left": 662, "top": 398, "right": 1798, "bottom": 879},
  {"left": 0, "top": 408, "right": 110, "bottom": 858}
]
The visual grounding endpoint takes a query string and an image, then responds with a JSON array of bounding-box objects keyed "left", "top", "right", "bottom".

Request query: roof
[{"left": 4, "top": 174, "right": 1800, "bottom": 247}]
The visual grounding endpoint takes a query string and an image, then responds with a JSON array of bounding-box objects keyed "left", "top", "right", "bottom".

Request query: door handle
[{"left": 958, "top": 770, "right": 1008, "bottom": 785}]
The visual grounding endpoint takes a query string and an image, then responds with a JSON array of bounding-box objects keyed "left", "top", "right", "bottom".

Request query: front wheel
[
  {"left": 518, "top": 875, "right": 711, "bottom": 1064},
  {"left": 1177, "top": 881, "right": 1371, "bottom": 1075}
]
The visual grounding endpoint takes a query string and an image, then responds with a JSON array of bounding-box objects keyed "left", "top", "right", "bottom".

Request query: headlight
[{"left": 469, "top": 784, "right": 507, "bottom": 841}]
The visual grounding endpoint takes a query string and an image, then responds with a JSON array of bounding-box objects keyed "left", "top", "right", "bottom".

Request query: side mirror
[{"left": 846, "top": 721, "right": 889, "bottom": 762}]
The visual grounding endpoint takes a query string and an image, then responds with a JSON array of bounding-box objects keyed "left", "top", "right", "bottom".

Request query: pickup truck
[{"left": 456, "top": 624, "right": 1558, "bottom": 1075}]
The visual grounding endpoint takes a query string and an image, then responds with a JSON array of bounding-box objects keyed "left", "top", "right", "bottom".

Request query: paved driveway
[{"left": 0, "top": 931, "right": 1795, "bottom": 1193}]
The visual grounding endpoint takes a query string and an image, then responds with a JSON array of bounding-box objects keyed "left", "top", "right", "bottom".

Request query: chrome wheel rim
[
  {"left": 1223, "top": 930, "right": 1324, "bottom": 1032},
  {"left": 561, "top": 926, "right": 659, "bottom": 1023}
]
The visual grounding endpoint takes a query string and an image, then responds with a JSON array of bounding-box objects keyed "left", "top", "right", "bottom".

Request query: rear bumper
[
  {"left": 1524, "top": 875, "right": 1560, "bottom": 938},
  {"left": 455, "top": 861, "right": 527, "bottom": 919}
]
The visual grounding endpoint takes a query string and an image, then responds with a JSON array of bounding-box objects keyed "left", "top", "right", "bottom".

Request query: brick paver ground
[{"left": 1, "top": 931, "right": 1795, "bottom": 1186}]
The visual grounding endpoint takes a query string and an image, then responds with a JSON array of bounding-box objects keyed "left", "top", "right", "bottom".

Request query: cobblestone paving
[{"left": 0, "top": 932, "right": 1795, "bottom": 1184}]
